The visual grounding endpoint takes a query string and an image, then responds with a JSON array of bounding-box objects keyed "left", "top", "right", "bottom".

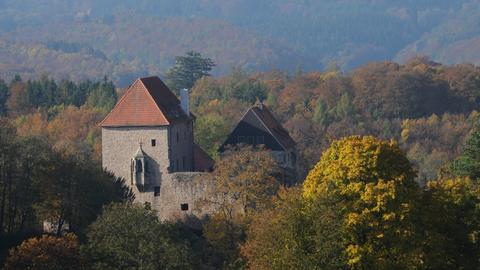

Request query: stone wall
[
  {"left": 121, "top": 171, "right": 215, "bottom": 224},
  {"left": 154, "top": 172, "right": 214, "bottom": 222},
  {"left": 168, "top": 121, "right": 194, "bottom": 172},
  {"left": 102, "top": 126, "right": 212, "bottom": 223},
  {"left": 102, "top": 126, "right": 169, "bottom": 191}
]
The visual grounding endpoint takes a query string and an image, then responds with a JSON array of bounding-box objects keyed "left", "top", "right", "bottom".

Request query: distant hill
[
  {"left": 396, "top": 1, "right": 480, "bottom": 65},
  {"left": 0, "top": 0, "right": 479, "bottom": 84},
  {"left": 0, "top": 39, "right": 114, "bottom": 82},
  {"left": 4, "top": 17, "right": 307, "bottom": 80}
]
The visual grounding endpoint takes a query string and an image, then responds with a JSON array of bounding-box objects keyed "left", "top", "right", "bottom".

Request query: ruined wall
[{"left": 154, "top": 172, "right": 215, "bottom": 222}]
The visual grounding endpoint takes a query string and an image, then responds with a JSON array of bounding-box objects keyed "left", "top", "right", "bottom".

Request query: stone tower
[{"left": 100, "top": 76, "right": 214, "bottom": 220}]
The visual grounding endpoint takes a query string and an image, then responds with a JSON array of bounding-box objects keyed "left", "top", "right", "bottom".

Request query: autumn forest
[
  {"left": 0, "top": 54, "right": 479, "bottom": 269},
  {"left": 1, "top": 1, "right": 480, "bottom": 269}
]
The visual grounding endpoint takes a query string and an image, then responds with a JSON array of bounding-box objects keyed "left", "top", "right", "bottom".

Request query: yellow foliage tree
[{"left": 303, "top": 136, "right": 422, "bottom": 269}]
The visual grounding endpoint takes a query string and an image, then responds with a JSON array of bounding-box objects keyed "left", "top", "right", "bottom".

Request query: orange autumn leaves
[
  {"left": 14, "top": 106, "right": 104, "bottom": 160},
  {"left": 3, "top": 234, "right": 84, "bottom": 270}
]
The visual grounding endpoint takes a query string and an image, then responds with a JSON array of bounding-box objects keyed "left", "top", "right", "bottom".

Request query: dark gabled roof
[
  {"left": 250, "top": 104, "right": 296, "bottom": 150},
  {"left": 194, "top": 143, "right": 215, "bottom": 172},
  {"left": 100, "top": 76, "right": 189, "bottom": 127}
]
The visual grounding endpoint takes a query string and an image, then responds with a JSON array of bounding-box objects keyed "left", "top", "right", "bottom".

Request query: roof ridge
[
  {"left": 251, "top": 104, "right": 296, "bottom": 149},
  {"left": 99, "top": 76, "right": 186, "bottom": 127},
  {"left": 250, "top": 108, "right": 289, "bottom": 150},
  {"left": 138, "top": 78, "right": 170, "bottom": 125}
]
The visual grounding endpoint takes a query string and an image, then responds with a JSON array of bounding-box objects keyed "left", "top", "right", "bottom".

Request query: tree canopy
[
  {"left": 421, "top": 178, "right": 480, "bottom": 269},
  {"left": 166, "top": 51, "right": 215, "bottom": 93},
  {"left": 199, "top": 146, "right": 281, "bottom": 268},
  {"left": 452, "top": 125, "right": 480, "bottom": 180},
  {"left": 84, "top": 204, "right": 197, "bottom": 270},
  {"left": 242, "top": 135, "right": 480, "bottom": 270},
  {"left": 242, "top": 188, "right": 346, "bottom": 270},
  {"left": 303, "top": 136, "right": 422, "bottom": 269},
  {"left": 3, "top": 234, "right": 84, "bottom": 270}
]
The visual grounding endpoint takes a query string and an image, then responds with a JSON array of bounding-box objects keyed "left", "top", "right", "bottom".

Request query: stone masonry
[{"left": 101, "top": 76, "right": 214, "bottom": 222}]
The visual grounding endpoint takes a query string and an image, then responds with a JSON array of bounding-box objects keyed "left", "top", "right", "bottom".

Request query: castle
[{"left": 100, "top": 76, "right": 296, "bottom": 221}]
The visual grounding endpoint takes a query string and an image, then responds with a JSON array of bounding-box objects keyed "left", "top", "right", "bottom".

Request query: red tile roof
[
  {"left": 251, "top": 104, "right": 296, "bottom": 150},
  {"left": 100, "top": 76, "right": 188, "bottom": 127}
]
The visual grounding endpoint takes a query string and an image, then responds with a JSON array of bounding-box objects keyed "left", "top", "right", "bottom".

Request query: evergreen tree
[
  {"left": 86, "top": 77, "right": 117, "bottom": 113},
  {"left": 452, "top": 125, "right": 480, "bottom": 180},
  {"left": 77, "top": 80, "right": 95, "bottom": 106},
  {"left": 9, "top": 75, "right": 22, "bottom": 87},
  {"left": 334, "top": 93, "right": 353, "bottom": 120},
  {"left": 166, "top": 51, "right": 215, "bottom": 93},
  {"left": 26, "top": 75, "right": 58, "bottom": 108},
  {"left": 313, "top": 98, "right": 328, "bottom": 126},
  {"left": 0, "top": 79, "right": 9, "bottom": 116},
  {"left": 57, "top": 80, "right": 80, "bottom": 106}
]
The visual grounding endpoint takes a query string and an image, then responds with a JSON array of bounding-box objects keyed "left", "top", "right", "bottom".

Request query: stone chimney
[{"left": 180, "top": 88, "right": 190, "bottom": 115}]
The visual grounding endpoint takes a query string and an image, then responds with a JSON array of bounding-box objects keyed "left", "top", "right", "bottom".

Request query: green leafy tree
[
  {"left": 265, "top": 91, "right": 278, "bottom": 109},
  {"left": 226, "top": 67, "right": 267, "bottom": 103},
  {"left": 194, "top": 113, "right": 230, "bottom": 159},
  {"left": 0, "top": 130, "right": 53, "bottom": 238},
  {"left": 452, "top": 125, "right": 480, "bottom": 180},
  {"left": 35, "top": 154, "right": 134, "bottom": 236},
  {"left": 166, "top": 51, "right": 215, "bottom": 93},
  {"left": 84, "top": 204, "right": 196, "bottom": 270},
  {"left": 421, "top": 178, "right": 480, "bottom": 270},
  {"left": 242, "top": 188, "right": 347, "bottom": 270}
]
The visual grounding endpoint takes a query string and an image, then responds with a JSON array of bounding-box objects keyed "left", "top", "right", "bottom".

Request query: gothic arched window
[{"left": 136, "top": 159, "right": 143, "bottom": 173}]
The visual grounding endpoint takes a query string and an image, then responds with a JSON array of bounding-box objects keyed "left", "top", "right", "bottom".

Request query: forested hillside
[
  {"left": 0, "top": 56, "right": 478, "bottom": 183},
  {"left": 0, "top": 0, "right": 479, "bottom": 85},
  {"left": 396, "top": 1, "right": 480, "bottom": 64},
  {"left": 190, "top": 57, "right": 480, "bottom": 182},
  {"left": 1, "top": 55, "right": 480, "bottom": 268},
  {"left": 2, "top": 1, "right": 480, "bottom": 268}
]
